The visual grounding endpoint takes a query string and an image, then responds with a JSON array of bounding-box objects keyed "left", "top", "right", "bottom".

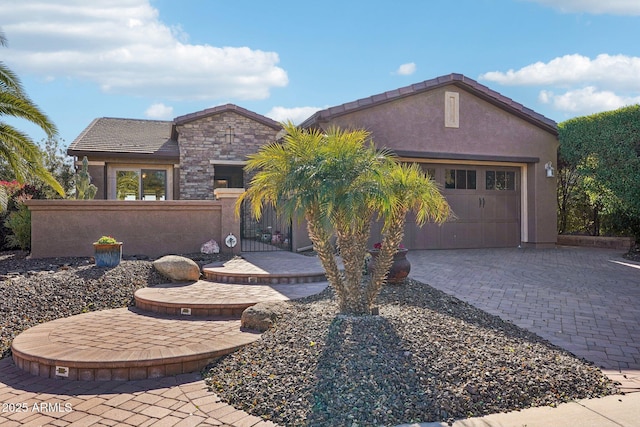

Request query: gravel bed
[
  {"left": 0, "top": 250, "right": 231, "bottom": 359},
  {"left": 205, "top": 280, "right": 618, "bottom": 426}
]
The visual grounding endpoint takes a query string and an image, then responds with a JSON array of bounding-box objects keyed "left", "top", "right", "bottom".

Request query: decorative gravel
[
  {"left": 205, "top": 280, "right": 618, "bottom": 426},
  {"left": 0, "top": 250, "right": 231, "bottom": 359}
]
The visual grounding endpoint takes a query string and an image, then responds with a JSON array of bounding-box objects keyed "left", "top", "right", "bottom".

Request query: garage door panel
[
  {"left": 404, "top": 221, "right": 441, "bottom": 249},
  {"left": 484, "top": 194, "right": 519, "bottom": 222},
  {"left": 440, "top": 222, "right": 482, "bottom": 249},
  {"left": 484, "top": 221, "right": 519, "bottom": 247},
  {"left": 446, "top": 193, "right": 481, "bottom": 221}
]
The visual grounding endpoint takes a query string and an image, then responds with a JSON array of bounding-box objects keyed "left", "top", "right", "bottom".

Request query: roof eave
[
  {"left": 173, "top": 103, "right": 282, "bottom": 130},
  {"left": 300, "top": 73, "right": 558, "bottom": 136},
  {"left": 66, "top": 149, "right": 180, "bottom": 161}
]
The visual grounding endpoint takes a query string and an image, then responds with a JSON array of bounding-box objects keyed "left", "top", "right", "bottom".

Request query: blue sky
[{"left": 2, "top": 0, "right": 640, "bottom": 148}]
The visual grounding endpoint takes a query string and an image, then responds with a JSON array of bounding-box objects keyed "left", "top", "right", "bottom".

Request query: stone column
[{"left": 213, "top": 188, "right": 245, "bottom": 255}]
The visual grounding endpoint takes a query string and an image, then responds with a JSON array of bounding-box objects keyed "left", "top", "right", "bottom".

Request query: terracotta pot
[
  {"left": 93, "top": 243, "right": 123, "bottom": 267},
  {"left": 367, "top": 248, "right": 411, "bottom": 284}
]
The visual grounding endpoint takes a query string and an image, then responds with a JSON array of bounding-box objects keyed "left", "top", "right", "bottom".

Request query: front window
[
  {"left": 116, "top": 169, "right": 166, "bottom": 200},
  {"left": 142, "top": 170, "right": 167, "bottom": 200},
  {"left": 116, "top": 171, "right": 139, "bottom": 200}
]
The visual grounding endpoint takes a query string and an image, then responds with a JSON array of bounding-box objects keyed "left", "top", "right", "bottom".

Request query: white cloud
[
  {"left": 481, "top": 54, "right": 640, "bottom": 116},
  {"left": 525, "top": 0, "right": 640, "bottom": 15},
  {"left": 480, "top": 54, "right": 640, "bottom": 90},
  {"left": 0, "top": 0, "right": 288, "bottom": 101},
  {"left": 395, "top": 63, "right": 417, "bottom": 76},
  {"left": 265, "top": 106, "right": 324, "bottom": 124},
  {"left": 145, "top": 103, "right": 173, "bottom": 119},
  {"left": 539, "top": 87, "right": 640, "bottom": 114}
]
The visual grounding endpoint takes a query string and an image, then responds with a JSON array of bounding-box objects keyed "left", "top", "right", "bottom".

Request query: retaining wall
[
  {"left": 26, "top": 198, "right": 240, "bottom": 259},
  {"left": 557, "top": 234, "right": 635, "bottom": 251}
]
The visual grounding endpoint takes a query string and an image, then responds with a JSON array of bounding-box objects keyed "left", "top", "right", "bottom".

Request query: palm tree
[
  {"left": 239, "top": 122, "right": 451, "bottom": 314},
  {"left": 367, "top": 162, "right": 451, "bottom": 307},
  {"left": 0, "top": 30, "right": 64, "bottom": 208}
]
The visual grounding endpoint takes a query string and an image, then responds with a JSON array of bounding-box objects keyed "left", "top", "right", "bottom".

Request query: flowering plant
[
  {"left": 95, "top": 235, "right": 118, "bottom": 245},
  {"left": 0, "top": 180, "right": 23, "bottom": 195},
  {"left": 372, "top": 242, "right": 405, "bottom": 250}
]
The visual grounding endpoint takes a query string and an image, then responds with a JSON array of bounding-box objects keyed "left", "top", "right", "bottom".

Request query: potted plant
[
  {"left": 367, "top": 242, "right": 410, "bottom": 284},
  {"left": 93, "top": 235, "right": 123, "bottom": 267}
]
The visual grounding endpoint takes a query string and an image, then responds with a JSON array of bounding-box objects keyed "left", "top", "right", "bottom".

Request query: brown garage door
[{"left": 401, "top": 165, "right": 521, "bottom": 249}]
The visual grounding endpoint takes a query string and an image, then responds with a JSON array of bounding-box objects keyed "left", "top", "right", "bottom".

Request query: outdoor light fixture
[{"left": 545, "top": 161, "right": 555, "bottom": 178}]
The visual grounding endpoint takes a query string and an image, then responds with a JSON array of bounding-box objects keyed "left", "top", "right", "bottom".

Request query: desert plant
[
  {"left": 95, "top": 235, "right": 118, "bottom": 245},
  {"left": 75, "top": 156, "right": 97, "bottom": 199},
  {"left": 238, "top": 122, "right": 450, "bottom": 314}
]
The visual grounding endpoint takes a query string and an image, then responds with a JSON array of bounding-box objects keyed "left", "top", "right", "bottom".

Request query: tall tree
[
  {"left": 239, "top": 122, "right": 450, "bottom": 315},
  {"left": 558, "top": 105, "right": 640, "bottom": 238},
  {"left": 0, "top": 30, "right": 64, "bottom": 208}
]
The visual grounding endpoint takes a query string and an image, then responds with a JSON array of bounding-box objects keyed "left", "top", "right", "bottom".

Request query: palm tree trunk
[
  {"left": 335, "top": 223, "right": 370, "bottom": 314},
  {"left": 305, "top": 208, "right": 345, "bottom": 303},
  {"left": 367, "top": 212, "right": 406, "bottom": 308}
]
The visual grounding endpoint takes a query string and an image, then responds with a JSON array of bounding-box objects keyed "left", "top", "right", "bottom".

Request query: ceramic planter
[
  {"left": 367, "top": 248, "right": 411, "bottom": 284},
  {"left": 93, "top": 243, "right": 123, "bottom": 267}
]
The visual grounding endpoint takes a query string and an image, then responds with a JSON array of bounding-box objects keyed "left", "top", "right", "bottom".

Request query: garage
[
  {"left": 401, "top": 164, "right": 521, "bottom": 249},
  {"left": 302, "top": 73, "right": 558, "bottom": 249}
]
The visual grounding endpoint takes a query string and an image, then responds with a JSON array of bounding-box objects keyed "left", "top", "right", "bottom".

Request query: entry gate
[{"left": 240, "top": 201, "right": 292, "bottom": 252}]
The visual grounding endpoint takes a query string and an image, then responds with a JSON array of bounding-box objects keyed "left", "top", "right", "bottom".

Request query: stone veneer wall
[{"left": 176, "top": 111, "right": 280, "bottom": 200}]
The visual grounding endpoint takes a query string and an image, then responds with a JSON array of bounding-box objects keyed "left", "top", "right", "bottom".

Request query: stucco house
[{"left": 68, "top": 73, "right": 558, "bottom": 251}]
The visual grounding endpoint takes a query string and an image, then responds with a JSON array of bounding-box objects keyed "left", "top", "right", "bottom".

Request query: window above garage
[
  {"left": 445, "top": 169, "right": 477, "bottom": 189},
  {"left": 486, "top": 170, "right": 516, "bottom": 191}
]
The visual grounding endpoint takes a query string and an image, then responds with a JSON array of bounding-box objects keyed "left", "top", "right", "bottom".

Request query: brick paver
[
  {"left": 135, "top": 280, "right": 328, "bottom": 308},
  {"left": 11, "top": 308, "right": 261, "bottom": 381},
  {"left": 0, "top": 360, "right": 267, "bottom": 426},
  {"left": 408, "top": 246, "right": 640, "bottom": 391}
]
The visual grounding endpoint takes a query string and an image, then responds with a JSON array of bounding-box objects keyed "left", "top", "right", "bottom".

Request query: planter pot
[
  {"left": 367, "top": 248, "right": 411, "bottom": 284},
  {"left": 93, "top": 243, "right": 123, "bottom": 267}
]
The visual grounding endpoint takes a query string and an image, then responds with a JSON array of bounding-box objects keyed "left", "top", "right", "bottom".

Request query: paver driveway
[{"left": 408, "top": 246, "right": 640, "bottom": 376}]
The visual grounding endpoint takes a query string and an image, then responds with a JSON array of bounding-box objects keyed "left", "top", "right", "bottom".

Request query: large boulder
[
  {"left": 241, "top": 301, "right": 289, "bottom": 332},
  {"left": 153, "top": 255, "right": 200, "bottom": 281}
]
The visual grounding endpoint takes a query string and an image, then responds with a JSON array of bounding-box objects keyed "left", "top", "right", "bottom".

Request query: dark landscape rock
[
  {"left": 205, "top": 281, "right": 619, "bottom": 426},
  {"left": 241, "top": 301, "right": 290, "bottom": 332}
]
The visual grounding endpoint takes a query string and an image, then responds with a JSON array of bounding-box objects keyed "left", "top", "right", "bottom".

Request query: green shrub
[{"left": 4, "top": 204, "right": 31, "bottom": 250}]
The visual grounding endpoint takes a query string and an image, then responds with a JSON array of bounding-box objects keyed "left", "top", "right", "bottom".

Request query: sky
[{"left": 1, "top": 0, "right": 640, "bottom": 149}]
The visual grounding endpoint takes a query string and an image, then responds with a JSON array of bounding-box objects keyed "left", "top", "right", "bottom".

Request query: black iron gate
[{"left": 240, "top": 201, "right": 292, "bottom": 252}]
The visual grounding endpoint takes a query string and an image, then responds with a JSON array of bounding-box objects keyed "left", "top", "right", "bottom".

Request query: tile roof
[
  {"left": 67, "top": 118, "right": 178, "bottom": 159},
  {"left": 173, "top": 103, "right": 281, "bottom": 130},
  {"left": 300, "top": 73, "right": 558, "bottom": 135}
]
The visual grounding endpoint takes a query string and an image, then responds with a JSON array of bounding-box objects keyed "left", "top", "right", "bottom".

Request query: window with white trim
[{"left": 113, "top": 168, "right": 169, "bottom": 200}]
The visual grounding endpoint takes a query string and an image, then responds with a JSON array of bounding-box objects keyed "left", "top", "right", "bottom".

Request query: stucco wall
[
  {"left": 176, "top": 111, "right": 281, "bottom": 200},
  {"left": 26, "top": 200, "right": 240, "bottom": 259}
]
